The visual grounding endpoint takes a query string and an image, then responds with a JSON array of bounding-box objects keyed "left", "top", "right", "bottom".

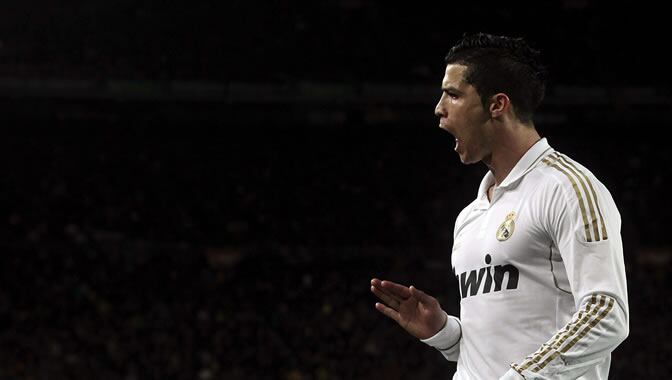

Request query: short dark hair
[{"left": 445, "top": 33, "right": 548, "bottom": 124}]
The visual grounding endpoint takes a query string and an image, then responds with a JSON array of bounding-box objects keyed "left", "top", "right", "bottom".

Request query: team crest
[{"left": 496, "top": 212, "right": 516, "bottom": 241}]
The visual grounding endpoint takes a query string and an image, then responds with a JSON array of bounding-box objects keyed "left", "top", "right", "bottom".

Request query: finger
[
  {"left": 370, "top": 285, "right": 400, "bottom": 310},
  {"left": 375, "top": 302, "right": 400, "bottom": 323},
  {"left": 371, "top": 278, "right": 404, "bottom": 304},
  {"left": 380, "top": 280, "right": 412, "bottom": 300},
  {"left": 370, "top": 278, "right": 383, "bottom": 287},
  {"left": 409, "top": 285, "right": 434, "bottom": 304}
]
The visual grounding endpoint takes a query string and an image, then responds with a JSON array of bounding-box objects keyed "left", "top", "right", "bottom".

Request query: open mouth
[{"left": 438, "top": 123, "right": 459, "bottom": 152}]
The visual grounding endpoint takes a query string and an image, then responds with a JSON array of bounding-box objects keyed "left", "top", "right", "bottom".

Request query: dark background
[{"left": 1, "top": 1, "right": 670, "bottom": 379}]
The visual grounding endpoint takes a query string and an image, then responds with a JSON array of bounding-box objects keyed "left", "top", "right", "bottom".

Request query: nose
[{"left": 434, "top": 93, "right": 446, "bottom": 118}]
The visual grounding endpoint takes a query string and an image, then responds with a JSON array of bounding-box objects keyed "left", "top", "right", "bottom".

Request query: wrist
[
  {"left": 420, "top": 312, "right": 461, "bottom": 350},
  {"left": 429, "top": 310, "right": 448, "bottom": 338}
]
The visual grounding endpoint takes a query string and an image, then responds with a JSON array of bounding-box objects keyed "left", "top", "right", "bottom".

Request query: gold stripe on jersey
[
  {"left": 552, "top": 153, "right": 601, "bottom": 241},
  {"left": 515, "top": 294, "right": 598, "bottom": 372},
  {"left": 532, "top": 295, "right": 610, "bottom": 372},
  {"left": 557, "top": 153, "right": 609, "bottom": 240},
  {"left": 560, "top": 296, "right": 614, "bottom": 353},
  {"left": 526, "top": 147, "right": 554, "bottom": 172},
  {"left": 542, "top": 157, "right": 593, "bottom": 241}
]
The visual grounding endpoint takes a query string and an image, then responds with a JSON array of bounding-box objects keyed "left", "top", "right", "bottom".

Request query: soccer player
[{"left": 370, "top": 33, "right": 629, "bottom": 379}]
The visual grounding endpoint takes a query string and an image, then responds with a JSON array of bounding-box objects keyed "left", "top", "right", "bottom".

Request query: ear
[{"left": 488, "top": 93, "right": 510, "bottom": 118}]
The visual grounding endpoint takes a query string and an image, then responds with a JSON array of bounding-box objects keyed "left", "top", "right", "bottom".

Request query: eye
[{"left": 443, "top": 90, "right": 458, "bottom": 99}]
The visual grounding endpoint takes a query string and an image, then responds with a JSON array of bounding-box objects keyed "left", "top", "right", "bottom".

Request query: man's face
[{"left": 434, "top": 64, "right": 492, "bottom": 165}]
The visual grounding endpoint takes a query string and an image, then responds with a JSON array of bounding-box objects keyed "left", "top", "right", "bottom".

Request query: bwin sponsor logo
[{"left": 457, "top": 254, "right": 519, "bottom": 299}]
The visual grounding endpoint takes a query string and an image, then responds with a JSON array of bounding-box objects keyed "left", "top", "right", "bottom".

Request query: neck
[{"left": 483, "top": 126, "right": 541, "bottom": 185}]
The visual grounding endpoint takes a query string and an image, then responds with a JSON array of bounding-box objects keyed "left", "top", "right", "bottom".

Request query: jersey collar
[{"left": 476, "top": 138, "right": 554, "bottom": 202}]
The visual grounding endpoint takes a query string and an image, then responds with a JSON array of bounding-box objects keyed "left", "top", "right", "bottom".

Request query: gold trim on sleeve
[
  {"left": 553, "top": 153, "right": 601, "bottom": 241},
  {"left": 557, "top": 153, "right": 608, "bottom": 240},
  {"left": 542, "top": 157, "right": 593, "bottom": 242},
  {"left": 560, "top": 297, "right": 614, "bottom": 353},
  {"left": 515, "top": 294, "right": 598, "bottom": 372},
  {"left": 532, "top": 295, "right": 611, "bottom": 372}
]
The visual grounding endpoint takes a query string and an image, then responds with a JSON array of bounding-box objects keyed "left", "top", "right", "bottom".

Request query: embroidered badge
[{"left": 496, "top": 212, "right": 516, "bottom": 241}]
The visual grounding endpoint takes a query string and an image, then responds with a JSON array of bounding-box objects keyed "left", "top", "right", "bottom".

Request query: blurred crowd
[
  {"left": 0, "top": 119, "right": 670, "bottom": 378},
  {"left": 0, "top": 1, "right": 666, "bottom": 86}
]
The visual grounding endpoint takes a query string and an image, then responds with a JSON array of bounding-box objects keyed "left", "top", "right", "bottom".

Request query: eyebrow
[{"left": 441, "top": 85, "right": 461, "bottom": 93}]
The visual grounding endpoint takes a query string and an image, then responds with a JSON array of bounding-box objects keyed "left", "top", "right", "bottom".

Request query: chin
[{"left": 458, "top": 154, "right": 477, "bottom": 165}]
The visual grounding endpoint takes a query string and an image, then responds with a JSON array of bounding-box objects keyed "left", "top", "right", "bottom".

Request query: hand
[{"left": 370, "top": 278, "right": 447, "bottom": 340}]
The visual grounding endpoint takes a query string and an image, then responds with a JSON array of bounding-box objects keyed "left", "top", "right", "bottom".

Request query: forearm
[
  {"left": 420, "top": 311, "right": 462, "bottom": 362},
  {"left": 506, "top": 293, "right": 628, "bottom": 379}
]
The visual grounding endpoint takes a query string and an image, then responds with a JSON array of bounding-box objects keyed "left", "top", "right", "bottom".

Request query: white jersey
[{"left": 422, "top": 138, "right": 629, "bottom": 380}]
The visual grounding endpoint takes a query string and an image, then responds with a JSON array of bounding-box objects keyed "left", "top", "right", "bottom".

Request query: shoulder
[
  {"left": 532, "top": 150, "right": 609, "bottom": 202},
  {"left": 532, "top": 151, "right": 618, "bottom": 242}
]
